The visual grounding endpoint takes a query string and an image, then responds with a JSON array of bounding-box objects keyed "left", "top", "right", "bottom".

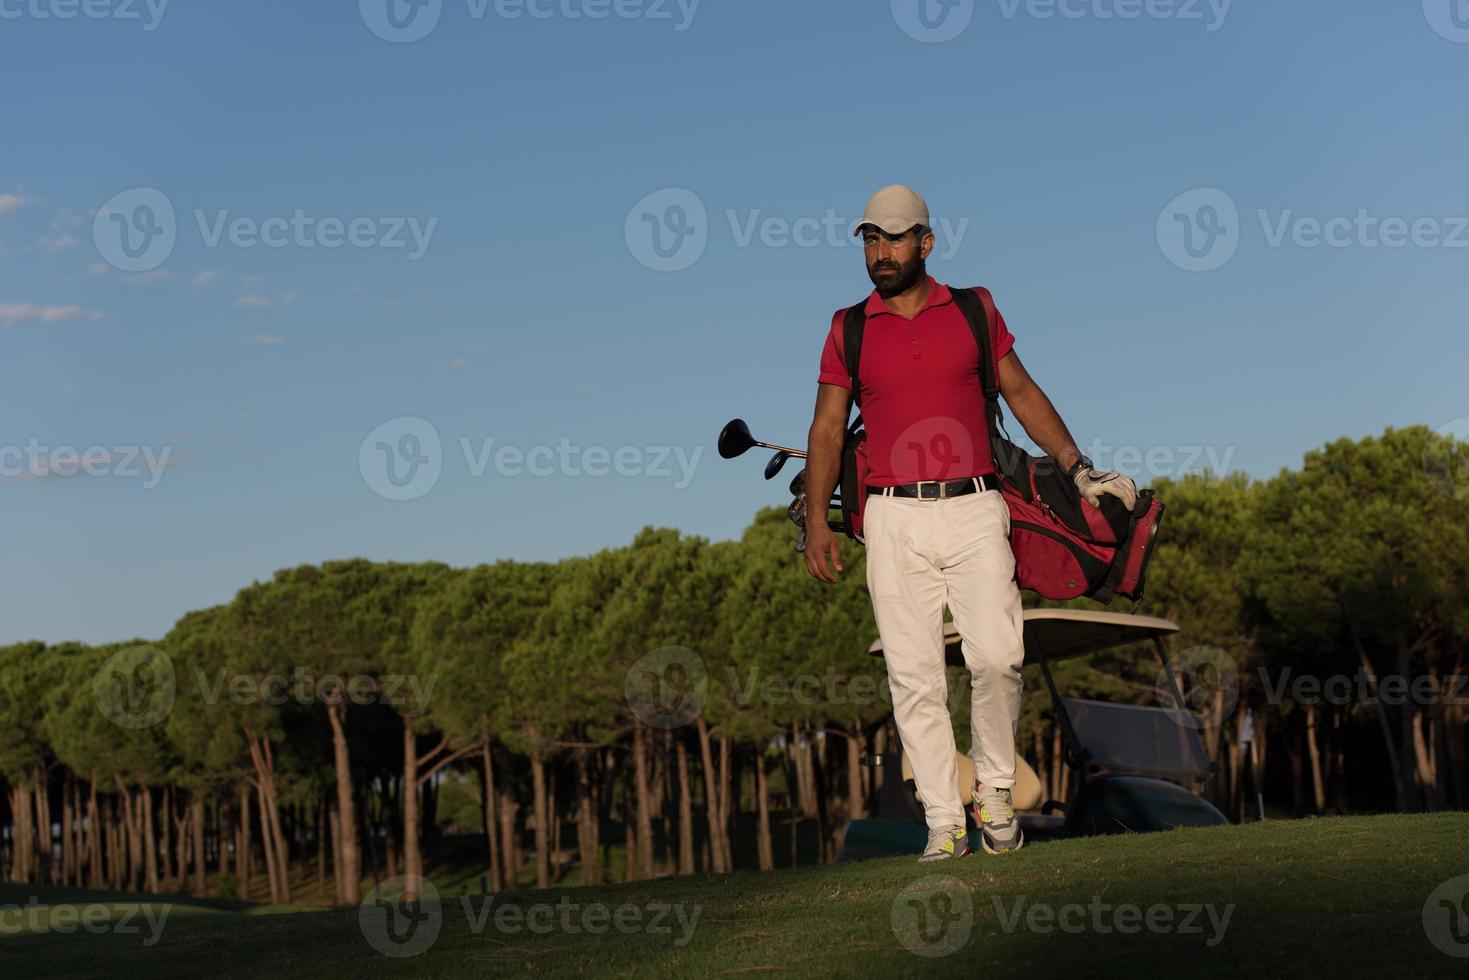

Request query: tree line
[{"left": 1, "top": 424, "right": 1465, "bottom": 902}]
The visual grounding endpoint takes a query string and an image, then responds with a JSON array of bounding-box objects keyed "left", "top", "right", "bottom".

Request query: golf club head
[
  {"left": 788, "top": 469, "right": 806, "bottom": 496},
  {"left": 764, "top": 451, "right": 789, "bottom": 480},
  {"left": 718, "top": 418, "right": 756, "bottom": 459}
]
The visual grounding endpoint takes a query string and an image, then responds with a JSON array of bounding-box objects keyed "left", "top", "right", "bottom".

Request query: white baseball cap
[{"left": 852, "top": 184, "right": 930, "bottom": 237}]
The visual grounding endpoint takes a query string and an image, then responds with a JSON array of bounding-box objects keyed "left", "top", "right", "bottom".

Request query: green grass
[{"left": 2, "top": 813, "right": 1466, "bottom": 978}]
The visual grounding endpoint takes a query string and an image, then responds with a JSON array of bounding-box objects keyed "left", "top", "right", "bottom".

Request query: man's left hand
[{"left": 1071, "top": 460, "right": 1137, "bottom": 511}]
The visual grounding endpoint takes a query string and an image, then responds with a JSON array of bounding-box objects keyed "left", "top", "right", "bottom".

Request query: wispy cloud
[
  {"left": 245, "top": 334, "right": 284, "bottom": 346},
  {"left": 120, "top": 269, "right": 171, "bottom": 286},
  {"left": 87, "top": 261, "right": 110, "bottom": 277},
  {"left": 193, "top": 270, "right": 220, "bottom": 287},
  {"left": 235, "top": 292, "right": 272, "bottom": 309},
  {"left": 40, "top": 233, "right": 78, "bottom": 254},
  {"left": 432, "top": 357, "right": 472, "bottom": 372},
  {"left": 236, "top": 286, "right": 298, "bottom": 310},
  {"left": 0, "top": 303, "right": 104, "bottom": 327},
  {"left": 0, "top": 193, "right": 28, "bottom": 217}
]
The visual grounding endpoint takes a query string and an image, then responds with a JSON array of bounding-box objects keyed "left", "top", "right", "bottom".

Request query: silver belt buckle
[{"left": 918, "top": 480, "right": 940, "bottom": 500}]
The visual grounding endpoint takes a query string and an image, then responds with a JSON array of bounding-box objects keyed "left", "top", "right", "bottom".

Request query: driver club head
[
  {"left": 718, "top": 418, "right": 756, "bottom": 459},
  {"left": 763, "top": 451, "right": 790, "bottom": 480}
]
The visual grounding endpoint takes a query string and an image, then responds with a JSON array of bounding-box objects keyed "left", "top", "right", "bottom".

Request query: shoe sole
[{"left": 917, "top": 847, "right": 973, "bottom": 863}]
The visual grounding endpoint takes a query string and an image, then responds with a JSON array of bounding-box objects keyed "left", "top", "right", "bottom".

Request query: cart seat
[{"left": 1061, "top": 697, "right": 1212, "bottom": 782}]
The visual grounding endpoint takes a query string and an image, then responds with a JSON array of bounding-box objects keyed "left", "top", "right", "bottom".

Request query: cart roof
[{"left": 867, "top": 608, "right": 1180, "bottom": 667}]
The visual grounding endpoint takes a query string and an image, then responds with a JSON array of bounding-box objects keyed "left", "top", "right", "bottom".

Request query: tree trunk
[
  {"left": 530, "top": 755, "right": 550, "bottom": 889},
  {"left": 61, "top": 778, "right": 75, "bottom": 887},
  {"left": 238, "top": 784, "right": 252, "bottom": 899},
  {"left": 575, "top": 748, "right": 599, "bottom": 886},
  {"left": 847, "top": 730, "right": 868, "bottom": 821},
  {"left": 8, "top": 784, "right": 33, "bottom": 883},
  {"left": 498, "top": 787, "right": 519, "bottom": 883},
  {"left": 632, "top": 724, "right": 654, "bottom": 880},
  {"left": 142, "top": 787, "right": 159, "bottom": 894},
  {"left": 1353, "top": 634, "right": 1409, "bottom": 812},
  {"left": 402, "top": 724, "right": 422, "bottom": 901},
  {"left": 330, "top": 802, "right": 344, "bottom": 903},
  {"left": 675, "top": 734, "right": 695, "bottom": 876},
  {"left": 246, "top": 730, "right": 292, "bottom": 904},
  {"left": 1304, "top": 703, "right": 1327, "bottom": 813},
  {"left": 480, "top": 740, "right": 503, "bottom": 891},
  {"left": 191, "top": 794, "right": 207, "bottom": 895},
  {"left": 695, "top": 718, "right": 727, "bottom": 873},
  {"left": 719, "top": 736, "right": 734, "bottom": 871},
  {"left": 549, "top": 777, "right": 561, "bottom": 883},
  {"left": 325, "top": 703, "right": 360, "bottom": 904},
  {"left": 755, "top": 748, "right": 774, "bottom": 871}
]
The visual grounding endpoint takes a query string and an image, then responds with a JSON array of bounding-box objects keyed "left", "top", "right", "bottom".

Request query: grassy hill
[{"left": 2, "top": 813, "right": 1466, "bottom": 978}]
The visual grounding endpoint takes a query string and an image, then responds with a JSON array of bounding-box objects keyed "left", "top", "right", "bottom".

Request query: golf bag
[{"left": 835, "top": 286, "right": 1165, "bottom": 604}]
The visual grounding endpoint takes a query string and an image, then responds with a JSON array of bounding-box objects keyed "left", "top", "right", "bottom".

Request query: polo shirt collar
[{"left": 864, "top": 276, "right": 952, "bottom": 318}]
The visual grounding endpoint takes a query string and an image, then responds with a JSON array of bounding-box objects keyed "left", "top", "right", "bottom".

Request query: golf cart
[{"left": 837, "top": 609, "right": 1227, "bottom": 861}]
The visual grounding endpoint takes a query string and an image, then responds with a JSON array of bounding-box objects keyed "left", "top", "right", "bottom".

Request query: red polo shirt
[{"left": 818, "top": 278, "right": 1015, "bottom": 486}]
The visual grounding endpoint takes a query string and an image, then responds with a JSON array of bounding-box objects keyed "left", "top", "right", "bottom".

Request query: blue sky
[{"left": 2, "top": 0, "right": 1466, "bottom": 643}]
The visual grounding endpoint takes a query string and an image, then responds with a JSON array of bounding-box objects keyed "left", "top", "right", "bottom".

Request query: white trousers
[{"left": 865, "top": 488, "right": 1026, "bottom": 831}]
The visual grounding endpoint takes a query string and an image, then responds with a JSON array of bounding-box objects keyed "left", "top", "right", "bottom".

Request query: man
[{"left": 803, "top": 185, "right": 1137, "bottom": 861}]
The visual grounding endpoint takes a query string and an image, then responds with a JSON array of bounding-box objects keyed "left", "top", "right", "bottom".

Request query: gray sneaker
[
  {"left": 918, "top": 825, "right": 972, "bottom": 863},
  {"left": 969, "top": 785, "right": 1024, "bottom": 855}
]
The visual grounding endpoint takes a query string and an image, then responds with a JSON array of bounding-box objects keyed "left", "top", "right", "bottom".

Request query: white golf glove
[{"left": 1069, "top": 456, "right": 1137, "bottom": 511}]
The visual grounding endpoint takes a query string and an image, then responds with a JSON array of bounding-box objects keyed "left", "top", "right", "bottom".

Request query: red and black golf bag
[{"left": 835, "top": 286, "right": 1165, "bottom": 604}]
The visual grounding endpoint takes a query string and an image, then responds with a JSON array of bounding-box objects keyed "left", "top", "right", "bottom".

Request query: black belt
[{"left": 868, "top": 475, "right": 999, "bottom": 500}]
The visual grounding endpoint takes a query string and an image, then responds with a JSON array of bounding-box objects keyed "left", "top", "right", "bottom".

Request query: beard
[{"left": 867, "top": 253, "right": 927, "bottom": 298}]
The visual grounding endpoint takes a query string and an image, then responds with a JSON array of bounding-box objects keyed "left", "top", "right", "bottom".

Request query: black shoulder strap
[
  {"left": 949, "top": 286, "right": 999, "bottom": 404},
  {"left": 842, "top": 302, "right": 867, "bottom": 413}
]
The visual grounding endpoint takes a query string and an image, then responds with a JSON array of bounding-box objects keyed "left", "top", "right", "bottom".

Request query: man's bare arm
[
  {"left": 803, "top": 383, "right": 850, "bottom": 583},
  {"left": 996, "top": 351, "right": 1083, "bottom": 473}
]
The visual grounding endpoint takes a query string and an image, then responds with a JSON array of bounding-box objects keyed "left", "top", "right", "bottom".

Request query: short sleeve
[
  {"left": 817, "top": 310, "right": 851, "bottom": 389},
  {"left": 992, "top": 300, "right": 1015, "bottom": 362}
]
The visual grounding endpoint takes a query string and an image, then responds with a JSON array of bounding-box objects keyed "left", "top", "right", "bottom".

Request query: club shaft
[{"left": 755, "top": 440, "right": 806, "bottom": 457}]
